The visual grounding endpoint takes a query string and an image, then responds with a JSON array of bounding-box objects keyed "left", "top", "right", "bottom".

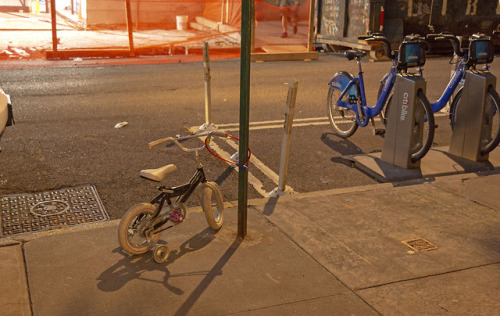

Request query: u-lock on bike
[
  {"left": 118, "top": 131, "right": 229, "bottom": 264},
  {"left": 327, "top": 33, "right": 434, "bottom": 162}
]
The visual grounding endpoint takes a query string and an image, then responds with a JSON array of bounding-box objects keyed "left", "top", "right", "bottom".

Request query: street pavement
[
  {"left": 1, "top": 170, "right": 499, "bottom": 315},
  {"left": 1, "top": 10, "right": 500, "bottom": 316}
]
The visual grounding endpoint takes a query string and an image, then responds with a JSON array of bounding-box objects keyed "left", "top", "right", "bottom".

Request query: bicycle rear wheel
[
  {"left": 326, "top": 86, "right": 358, "bottom": 137},
  {"left": 410, "top": 90, "right": 435, "bottom": 162},
  {"left": 118, "top": 203, "right": 161, "bottom": 255},
  {"left": 450, "top": 86, "right": 500, "bottom": 155},
  {"left": 201, "top": 181, "right": 224, "bottom": 230}
]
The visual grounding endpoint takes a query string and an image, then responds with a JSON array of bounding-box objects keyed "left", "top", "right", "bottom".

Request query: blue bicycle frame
[
  {"left": 330, "top": 59, "right": 398, "bottom": 127},
  {"left": 429, "top": 57, "right": 466, "bottom": 113}
]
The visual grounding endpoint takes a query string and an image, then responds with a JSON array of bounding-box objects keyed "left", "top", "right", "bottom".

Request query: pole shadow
[
  {"left": 174, "top": 237, "right": 242, "bottom": 316},
  {"left": 214, "top": 165, "right": 235, "bottom": 186},
  {"left": 263, "top": 196, "right": 279, "bottom": 216}
]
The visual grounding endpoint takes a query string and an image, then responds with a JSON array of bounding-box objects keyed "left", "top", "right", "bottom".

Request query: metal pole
[
  {"left": 203, "top": 42, "right": 212, "bottom": 126},
  {"left": 125, "top": 0, "right": 135, "bottom": 57},
  {"left": 50, "top": 0, "right": 57, "bottom": 54},
  {"left": 238, "top": 0, "right": 254, "bottom": 238},
  {"left": 307, "top": 0, "right": 315, "bottom": 52},
  {"left": 278, "top": 80, "right": 298, "bottom": 191}
]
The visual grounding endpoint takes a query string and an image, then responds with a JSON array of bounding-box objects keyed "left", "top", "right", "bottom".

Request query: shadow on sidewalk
[
  {"left": 174, "top": 238, "right": 242, "bottom": 316},
  {"left": 96, "top": 227, "right": 217, "bottom": 294}
]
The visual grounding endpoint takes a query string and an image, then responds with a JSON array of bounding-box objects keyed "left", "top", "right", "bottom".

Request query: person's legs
[
  {"left": 281, "top": 14, "right": 288, "bottom": 38},
  {"left": 279, "top": 0, "right": 289, "bottom": 38}
]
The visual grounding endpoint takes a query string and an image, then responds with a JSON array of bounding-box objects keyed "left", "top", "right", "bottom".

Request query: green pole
[{"left": 238, "top": 0, "right": 254, "bottom": 238}]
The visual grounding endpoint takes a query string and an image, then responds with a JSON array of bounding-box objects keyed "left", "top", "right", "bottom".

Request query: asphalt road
[{"left": 1, "top": 53, "right": 499, "bottom": 219}]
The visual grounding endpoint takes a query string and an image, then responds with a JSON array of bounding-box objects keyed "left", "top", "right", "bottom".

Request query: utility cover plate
[
  {"left": 0, "top": 185, "right": 109, "bottom": 237},
  {"left": 402, "top": 238, "right": 438, "bottom": 252}
]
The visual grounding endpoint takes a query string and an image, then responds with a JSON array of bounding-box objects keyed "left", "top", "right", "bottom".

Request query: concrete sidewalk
[{"left": 1, "top": 171, "right": 499, "bottom": 315}]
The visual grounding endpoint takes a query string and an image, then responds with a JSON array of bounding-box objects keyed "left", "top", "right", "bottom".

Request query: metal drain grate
[
  {"left": 402, "top": 238, "right": 438, "bottom": 252},
  {"left": 0, "top": 185, "right": 109, "bottom": 237}
]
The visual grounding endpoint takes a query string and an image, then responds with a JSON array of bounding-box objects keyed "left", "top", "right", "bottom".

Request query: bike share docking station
[
  {"left": 381, "top": 73, "right": 427, "bottom": 169},
  {"left": 448, "top": 69, "right": 496, "bottom": 162},
  {"left": 343, "top": 38, "right": 500, "bottom": 182}
]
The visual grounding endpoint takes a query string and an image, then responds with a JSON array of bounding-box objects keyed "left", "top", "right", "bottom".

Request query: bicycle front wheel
[
  {"left": 201, "top": 181, "right": 224, "bottom": 230},
  {"left": 410, "top": 90, "right": 435, "bottom": 163},
  {"left": 450, "top": 86, "right": 500, "bottom": 155},
  {"left": 118, "top": 203, "right": 161, "bottom": 255},
  {"left": 327, "top": 86, "right": 358, "bottom": 137}
]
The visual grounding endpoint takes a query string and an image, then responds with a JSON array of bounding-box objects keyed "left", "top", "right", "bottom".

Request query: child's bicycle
[
  {"left": 118, "top": 131, "right": 231, "bottom": 263},
  {"left": 383, "top": 32, "right": 500, "bottom": 155},
  {"left": 327, "top": 33, "right": 434, "bottom": 162}
]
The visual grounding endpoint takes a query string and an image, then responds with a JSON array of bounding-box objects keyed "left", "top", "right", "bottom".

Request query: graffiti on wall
[{"left": 320, "top": 0, "right": 341, "bottom": 37}]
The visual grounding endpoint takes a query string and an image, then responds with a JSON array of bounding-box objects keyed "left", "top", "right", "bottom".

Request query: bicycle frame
[
  {"left": 428, "top": 57, "right": 466, "bottom": 113},
  {"left": 428, "top": 54, "right": 492, "bottom": 113},
  {"left": 150, "top": 166, "right": 207, "bottom": 230},
  {"left": 333, "top": 59, "right": 398, "bottom": 127}
]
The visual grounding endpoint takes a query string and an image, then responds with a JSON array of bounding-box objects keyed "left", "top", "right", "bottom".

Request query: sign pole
[
  {"left": 50, "top": 0, "right": 57, "bottom": 55},
  {"left": 238, "top": 0, "right": 254, "bottom": 238}
]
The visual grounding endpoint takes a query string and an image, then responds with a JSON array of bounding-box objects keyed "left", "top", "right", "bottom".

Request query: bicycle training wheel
[
  {"left": 326, "top": 86, "right": 358, "bottom": 137},
  {"left": 153, "top": 245, "right": 170, "bottom": 264},
  {"left": 450, "top": 86, "right": 500, "bottom": 155},
  {"left": 201, "top": 181, "right": 224, "bottom": 230},
  {"left": 118, "top": 203, "right": 161, "bottom": 255},
  {"left": 410, "top": 90, "right": 435, "bottom": 163}
]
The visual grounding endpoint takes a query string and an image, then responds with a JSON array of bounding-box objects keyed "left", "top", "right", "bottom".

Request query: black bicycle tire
[
  {"left": 411, "top": 90, "right": 435, "bottom": 163},
  {"left": 449, "top": 87, "right": 463, "bottom": 129},
  {"left": 450, "top": 86, "right": 500, "bottom": 155},
  {"left": 379, "top": 80, "right": 392, "bottom": 127},
  {"left": 326, "top": 85, "right": 358, "bottom": 137}
]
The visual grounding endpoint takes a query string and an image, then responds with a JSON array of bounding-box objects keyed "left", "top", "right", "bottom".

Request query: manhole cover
[
  {"left": 402, "top": 238, "right": 438, "bottom": 252},
  {"left": 0, "top": 185, "right": 109, "bottom": 237}
]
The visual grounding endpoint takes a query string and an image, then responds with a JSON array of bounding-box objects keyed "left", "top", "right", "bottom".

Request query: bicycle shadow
[
  {"left": 96, "top": 227, "right": 217, "bottom": 294},
  {"left": 321, "top": 132, "right": 364, "bottom": 155}
]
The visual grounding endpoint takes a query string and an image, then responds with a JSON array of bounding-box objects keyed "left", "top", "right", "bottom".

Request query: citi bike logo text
[
  {"left": 332, "top": 82, "right": 342, "bottom": 89},
  {"left": 400, "top": 92, "right": 409, "bottom": 121}
]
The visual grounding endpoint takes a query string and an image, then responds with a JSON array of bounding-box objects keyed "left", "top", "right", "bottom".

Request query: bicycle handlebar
[
  {"left": 427, "top": 32, "right": 462, "bottom": 56},
  {"left": 148, "top": 131, "right": 228, "bottom": 152}
]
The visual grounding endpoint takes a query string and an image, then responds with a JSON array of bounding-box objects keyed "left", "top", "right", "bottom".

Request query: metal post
[
  {"left": 203, "top": 42, "right": 212, "bottom": 126},
  {"left": 238, "top": 0, "right": 254, "bottom": 238},
  {"left": 125, "top": 0, "right": 135, "bottom": 57},
  {"left": 307, "top": 0, "right": 315, "bottom": 52},
  {"left": 50, "top": 0, "right": 57, "bottom": 54},
  {"left": 270, "top": 80, "right": 298, "bottom": 197}
]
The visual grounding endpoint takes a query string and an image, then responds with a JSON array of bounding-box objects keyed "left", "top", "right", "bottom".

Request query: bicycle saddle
[
  {"left": 345, "top": 50, "right": 366, "bottom": 60},
  {"left": 140, "top": 164, "right": 177, "bottom": 182}
]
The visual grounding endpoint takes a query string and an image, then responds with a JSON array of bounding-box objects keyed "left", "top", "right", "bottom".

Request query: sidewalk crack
[{"left": 20, "top": 242, "right": 34, "bottom": 316}]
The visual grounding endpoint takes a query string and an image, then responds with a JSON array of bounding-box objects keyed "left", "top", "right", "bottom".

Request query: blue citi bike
[
  {"left": 383, "top": 32, "right": 500, "bottom": 155},
  {"left": 327, "top": 33, "right": 435, "bottom": 162},
  {"left": 429, "top": 32, "right": 499, "bottom": 155}
]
